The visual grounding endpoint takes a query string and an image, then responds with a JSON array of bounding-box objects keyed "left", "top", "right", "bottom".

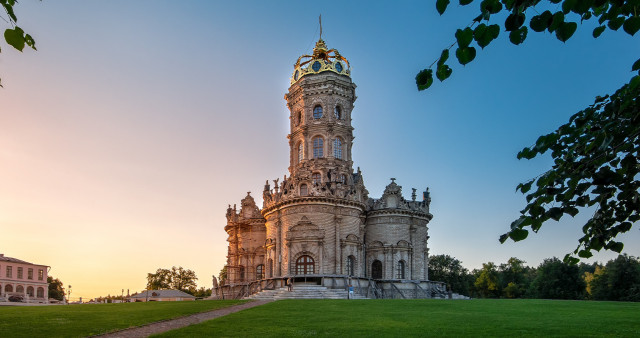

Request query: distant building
[
  {"left": 129, "top": 290, "right": 195, "bottom": 302},
  {"left": 0, "top": 253, "right": 49, "bottom": 303}
]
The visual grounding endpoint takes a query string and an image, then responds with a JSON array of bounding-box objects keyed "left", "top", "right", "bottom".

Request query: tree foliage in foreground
[
  {"left": 146, "top": 266, "right": 198, "bottom": 294},
  {"left": 418, "top": 0, "right": 640, "bottom": 262},
  {"left": 1, "top": 0, "right": 37, "bottom": 87}
]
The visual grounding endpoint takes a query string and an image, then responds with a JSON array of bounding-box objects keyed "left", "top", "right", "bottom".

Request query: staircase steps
[{"left": 245, "top": 285, "right": 369, "bottom": 300}]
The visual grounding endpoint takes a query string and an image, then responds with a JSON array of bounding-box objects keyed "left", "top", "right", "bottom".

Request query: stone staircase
[{"left": 244, "top": 285, "right": 369, "bottom": 300}]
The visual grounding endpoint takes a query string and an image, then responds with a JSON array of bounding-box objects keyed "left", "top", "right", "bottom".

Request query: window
[
  {"left": 396, "top": 260, "right": 406, "bottom": 279},
  {"left": 6, "top": 266, "right": 12, "bottom": 278},
  {"left": 295, "top": 111, "right": 302, "bottom": 126},
  {"left": 313, "top": 137, "right": 324, "bottom": 158},
  {"left": 268, "top": 259, "right": 273, "bottom": 278},
  {"left": 28, "top": 268, "right": 33, "bottom": 280},
  {"left": 38, "top": 269, "right": 44, "bottom": 281},
  {"left": 27, "top": 286, "right": 34, "bottom": 297},
  {"left": 256, "top": 264, "right": 265, "bottom": 280},
  {"left": 5, "top": 285, "right": 13, "bottom": 293},
  {"left": 16, "top": 285, "right": 24, "bottom": 293},
  {"left": 372, "top": 260, "right": 383, "bottom": 279},
  {"left": 312, "top": 173, "right": 321, "bottom": 185},
  {"left": 334, "top": 106, "right": 342, "bottom": 119},
  {"left": 17, "top": 267, "right": 23, "bottom": 279},
  {"left": 295, "top": 255, "right": 315, "bottom": 275},
  {"left": 238, "top": 266, "right": 245, "bottom": 281},
  {"left": 333, "top": 138, "right": 343, "bottom": 159},
  {"left": 346, "top": 255, "right": 355, "bottom": 276},
  {"left": 297, "top": 142, "right": 303, "bottom": 163},
  {"left": 300, "top": 184, "right": 308, "bottom": 196},
  {"left": 313, "top": 105, "right": 323, "bottom": 119},
  {"left": 37, "top": 287, "right": 45, "bottom": 298},
  {"left": 339, "top": 174, "right": 347, "bottom": 184}
]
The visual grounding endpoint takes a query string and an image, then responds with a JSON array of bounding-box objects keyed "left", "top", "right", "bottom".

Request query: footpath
[{"left": 95, "top": 300, "right": 272, "bottom": 338}]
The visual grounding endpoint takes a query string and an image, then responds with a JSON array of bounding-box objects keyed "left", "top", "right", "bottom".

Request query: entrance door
[{"left": 372, "top": 260, "right": 383, "bottom": 279}]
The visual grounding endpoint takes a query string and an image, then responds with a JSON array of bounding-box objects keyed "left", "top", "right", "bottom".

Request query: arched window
[
  {"left": 16, "top": 285, "right": 24, "bottom": 293},
  {"left": 372, "top": 260, "right": 383, "bottom": 279},
  {"left": 238, "top": 266, "right": 245, "bottom": 281},
  {"left": 333, "top": 138, "right": 343, "bottom": 159},
  {"left": 297, "top": 142, "right": 303, "bottom": 163},
  {"left": 312, "top": 173, "right": 321, "bottom": 185},
  {"left": 295, "top": 255, "right": 315, "bottom": 275},
  {"left": 396, "top": 260, "right": 406, "bottom": 279},
  {"left": 313, "top": 105, "right": 323, "bottom": 119},
  {"left": 334, "top": 106, "right": 342, "bottom": 119},
  {"left": 313, "top": 137, "right": 324, "bottom": 158},
  {"left": 37, "top": 287, "right": 44, "bottom": 298},
  {"left": 27, "top": 286, "right": 34, "bottom": 297},
  {"left": 4, "top": 284, "right": 13, "bottom": 293},
  {"left": 347, "top": 255, "right": 356, "bottom": 276},
  {"left": 300, "top": 184, "right": 308, "bottom": 196},
  {"left": 268, "top": 259, "right": 274, "bottom": 278},
  {"left": 256, "top": 264, "right": 265, "bottom": 280}
]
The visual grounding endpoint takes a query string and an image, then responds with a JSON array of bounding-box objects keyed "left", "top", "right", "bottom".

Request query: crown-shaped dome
[{"left": 291, "top": 38, "right": 350, "bottom": 85}]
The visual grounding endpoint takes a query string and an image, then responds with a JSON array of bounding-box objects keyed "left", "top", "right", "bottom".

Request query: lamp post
[
  {"left": 121, "top": 289, "right": 124, "bottom": 303},
  {"left": 67, "top": 285, "right": 72, "bottom": 304}
]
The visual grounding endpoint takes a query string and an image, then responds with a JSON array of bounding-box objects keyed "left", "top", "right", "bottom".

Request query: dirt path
[{"left": 95, "top": 300, "right": 272, "bottom": 338}]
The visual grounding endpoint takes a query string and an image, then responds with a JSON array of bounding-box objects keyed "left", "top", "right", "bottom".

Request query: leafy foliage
[
  {"left": 474, "top": 262, "right": 500, "bottom": 298},
  {"left": 529, "top": 257, "right": 585, "bottom": 299},
  {"left": 1, "top": 0, "right": 37, "bottom": 87},
  {"left": 590, "top": 254, "right": 640, "bottom": 301},
  {"left": 428, "top": 254, "right": 473, "bottom": 294},
  {"left": 418, "top": 0, "right": 640, "bottom": 262},
  {"left": 146, "top": 266, "right": 198, "bottom": 294},
  {"left": 47, "top": 276, "right": 65, "bottom": 301}
]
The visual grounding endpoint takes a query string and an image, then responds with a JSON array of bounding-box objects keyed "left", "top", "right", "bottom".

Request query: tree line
[
  {"left": 429, "top": 254, "right": 640, "bottom": 301},
  {"left": 146, "top": 266, "right": 211, "bottom": 298}
]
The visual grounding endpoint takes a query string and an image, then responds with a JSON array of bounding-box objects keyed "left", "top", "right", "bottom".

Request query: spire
[{"left": 319, "top": 15, "right": 323, "bottom": 40}]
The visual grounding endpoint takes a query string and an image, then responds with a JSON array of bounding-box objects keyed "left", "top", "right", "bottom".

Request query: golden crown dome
[{"left": 291, "top": 38, "right": 351, "bottom": 85}]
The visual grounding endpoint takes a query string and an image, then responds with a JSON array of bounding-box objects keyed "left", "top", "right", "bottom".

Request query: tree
[
  {"left": 420, "top": 1, "right": 640, "bottom": 262},
  {"left": 529, "top": 257, "right": 585, "bottom": 299},
  {"left": 1, "top": 0, "right": 37, "bottom": 87},
  {"left": 498, "top": 257, "right": 531, "bottom": 298},
  {"left": 146, "top": 266, "right": 198, "bottom": 293},
  {"left": 219, "top": 265, "right": 228, "bottom": 285},
  {"left": 428, "top": 254, "right": 473, "bottom": 295},
  {"left": 47, "top": 276, "right": 65, "bottom": 301},
  {"left": 474, "top": 262, "right": 500, "bottom": 298},
  {"left": 590, "top": 254, "right": 640, "bottom": 301}
]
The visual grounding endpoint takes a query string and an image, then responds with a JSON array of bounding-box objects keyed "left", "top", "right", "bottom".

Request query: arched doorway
[
  {"left": 295, "top": 255, "right": 315, "bottom": 275},
  {"left": 27, "top": 286, "right": 34, "bottom": 297},
  {"left": 37, "top": 287, "right": 45, "bottom": 298},
  {"left": 16, "top": 285, "right": 24, "bottom": 293},
  {"left": 372, "top": 260, "right": 383, "bottom": 279},
  {"left": 4, "top": 284, "right": 13, "bottom": 293}
]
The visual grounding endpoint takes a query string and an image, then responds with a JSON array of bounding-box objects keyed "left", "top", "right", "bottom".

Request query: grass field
[
  {"left": 0, "top": 299, "right": 246, "bottom": 337},
  {"left": 156, "top": 299, "right": 640, "bottom": 337}
]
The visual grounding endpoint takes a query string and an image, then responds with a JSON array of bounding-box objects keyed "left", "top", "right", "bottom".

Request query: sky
[{"left": 1, "top": 1, "right": 638, "bottom": 301}]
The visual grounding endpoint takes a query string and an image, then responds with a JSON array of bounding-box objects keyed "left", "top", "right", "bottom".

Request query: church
[{"left": 217, "top": 35, "right": 446, "bottom": 299}]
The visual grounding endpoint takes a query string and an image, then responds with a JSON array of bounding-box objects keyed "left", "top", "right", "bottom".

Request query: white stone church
[{"left": 216, "top": 36, "right": 447, "bottom": 299}]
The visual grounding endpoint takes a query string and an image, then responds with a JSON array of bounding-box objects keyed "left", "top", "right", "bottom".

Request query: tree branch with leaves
[
  {"left": 1, "top": 0, "right": 37, "bottom": 87},
  {"left": 418, "top": 0, "right": 640, "bottom": 262}
]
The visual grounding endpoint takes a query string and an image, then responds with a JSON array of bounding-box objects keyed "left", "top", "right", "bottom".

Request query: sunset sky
[{"left": 1, "top": 1, "right": 638, "bottom": 300}]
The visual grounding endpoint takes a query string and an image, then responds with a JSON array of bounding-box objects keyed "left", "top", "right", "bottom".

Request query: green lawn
[
  {"left": 0, "top": 299, "right": 246, "bottom": 337},
  {"left": 156, "top": 299, "right": 640, "bottom": 337}
]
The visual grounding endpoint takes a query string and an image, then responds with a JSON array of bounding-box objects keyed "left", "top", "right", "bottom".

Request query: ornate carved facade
[{"left": 221, "top": 37, "right": 436, "bottom": 296}]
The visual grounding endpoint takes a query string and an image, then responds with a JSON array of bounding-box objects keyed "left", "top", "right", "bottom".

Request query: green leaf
[
  {"left": 4, "top": 26, "right": 25, "bottom": 52},
  {"left": 509, "top": 228, "right": 529, "bottom": 241},
  {"left": 436, "top": 63, "right": 453, "bottom": 81},
  {"left": 562, "top": 0, "right": 577, "bottom": 14},
  {"left": 608, "top": 16, "right": 625, "bottom": 31},
  {"left": 505, "top": 13, "right": 525, "bottom": 31},
  {"left": 24, "top": 33, "right": 36, "bottom": 50},
  {"left": 632, "top": 58, "right": 640, "bottom": 72},
  {"left": 548, "top": 11, "right": 564, "bottom": 32},
  {"left": 416, "top": 69, "right": 434, "bottom": 91},
  {"left": 607, "top": 241, "right": 624, "bottom": 253},
  {"left": 592, "top": 25, "right": 606, "bottom": 38},
  {"left": 509, "top": 26, "right": 528, "bottom": 45},
  {"left": 548, "top": 207, "right": 563, "bottom": 221},
  {"left": 623, "top": 17, "right": 640, "bottom": 36},
  {"left": 437, "top": 49, "right": 449, "bottom": 66},
  {"left": 578, "top": 250, "right": 593, "bottom": 258},
  {"left": 1, "top": 2, "right": 17, "bottom": 22},
  {"left": 555, "top": 22, "right": 577, "bottom": 42},
  {"left": 530, "top": 11, "right": 552, "bottom": 32},
  {"left": 436, "top": 0, "right": 450, "bottom": 15},
  {"left": 455, "top": 28, "right": 474, "bottom": 48},
  {"left": 459, "top": 0, "right": 473, "bottom": 4},
  {"left": 480, "top": 0, "right": 502, "bottom": 14},
  {"left": 455, "top": 46, "right": 476, "bottom": 65},
  {"left": 564, "top": 206, "right": 579, "bottom": 217},
  {"left": 473, "top": 23, "right": 500, "bottom": 49}
]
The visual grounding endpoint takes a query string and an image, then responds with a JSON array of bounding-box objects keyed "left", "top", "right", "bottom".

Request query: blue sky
[{"left": 1, "top": 1, "right": 638, "bottom": 299}]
